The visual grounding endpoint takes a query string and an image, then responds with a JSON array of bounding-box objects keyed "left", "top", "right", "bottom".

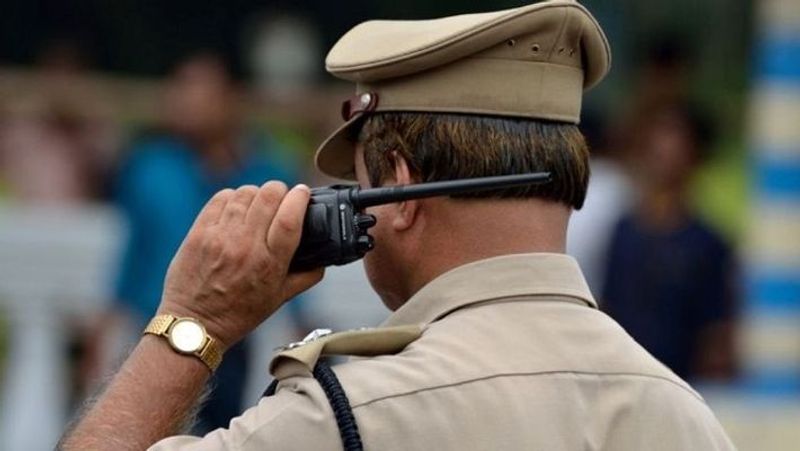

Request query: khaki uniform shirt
[{"left": 152, "top": 253, "right": 735, "bottom": 450}]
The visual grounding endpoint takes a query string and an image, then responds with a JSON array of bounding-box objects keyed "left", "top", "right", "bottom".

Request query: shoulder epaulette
[{"left": 269, "top": 325, "right": 423, "bottom": 380}]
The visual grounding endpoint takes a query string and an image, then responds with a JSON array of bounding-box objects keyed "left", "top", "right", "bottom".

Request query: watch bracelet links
[
  {"left": 143, "top": 314, "right": 224, "bottom": 372},
  {"left": 200, "top": 336, "right": 224, "bottom": 371},
  {"left": 144, "top": 314, "right": 175, "bottom": 335}
]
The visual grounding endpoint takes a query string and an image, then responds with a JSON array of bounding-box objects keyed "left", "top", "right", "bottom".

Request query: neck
[
  {"left": 638, "top": 183, "right": 688, "bottom": 230},
  {"left": 398, "top": 198, "right": 570, "bottom": 306}
]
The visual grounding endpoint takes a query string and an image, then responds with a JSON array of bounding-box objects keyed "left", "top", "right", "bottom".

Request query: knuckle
[
  {"left": 205, "top": 234, "right": 225, "bottom": 256},
  {"left": 274, "top": 215, "right": 298, "bottom": 234},
  {"left": 256, "top": 182, "right": 290, "bottom": 208},
  {"left": 225, "top": 202, "right": 248, "bottom": 216},
  {"left": 221, "top": 243, "right": 247, "bottom": 263}
]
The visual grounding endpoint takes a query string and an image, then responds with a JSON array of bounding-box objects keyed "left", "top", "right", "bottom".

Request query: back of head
[
  {"left": 313, "top": 1, "right": 612, "bottom": 304},
  {"left": 315, "top": 1, "right": 610, "bottom": 213},
  {"left": 358, "top": 113, "right": 590, "bottom": 209}
]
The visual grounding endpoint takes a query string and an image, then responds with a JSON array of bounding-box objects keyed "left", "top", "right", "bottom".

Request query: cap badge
[
  {"left": 341, "top": 92, "right": 379, "bottom": 120},
  {"left": 276, "top": 328, "right": 333, "bottom": 352}
]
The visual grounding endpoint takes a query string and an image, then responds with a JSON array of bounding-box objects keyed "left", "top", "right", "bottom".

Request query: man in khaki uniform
[{"left": 60, "top": 1, "right": 736, "bottom": 450}]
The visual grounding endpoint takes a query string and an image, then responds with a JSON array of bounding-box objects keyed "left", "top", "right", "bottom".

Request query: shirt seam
[
  {"left": 382, "top": 253, "right": 596, "bottom": 327},
  {"left": 386, "top": 291, "right": 596, "bottom": 328},
  {"left": 426, "top": 293, "right": 595, "bottom": 325},
  {"left": 351, "top": 370, "right": 704, "bottom": 409}
]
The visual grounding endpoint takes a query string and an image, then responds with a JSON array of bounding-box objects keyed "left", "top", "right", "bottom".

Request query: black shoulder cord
[{"left": 262, "top": 361, "right": 364, "bottom": 451}]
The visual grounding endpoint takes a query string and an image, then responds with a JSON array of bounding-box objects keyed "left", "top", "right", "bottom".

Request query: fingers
[
  {"left": 266, "top": 184, "right": 311, "bottom": 263},
  {"left": 282, "top": 268, "right": 325, "bottom": 300},
  {"left": 244, "top": 181, "right": 289, "bottom": 236},
  {"left": 219, "top": 185, "right": 259, "bottom": 225},
  {"left": 192, "top": 188, "right": 234, "bottom": 228}
]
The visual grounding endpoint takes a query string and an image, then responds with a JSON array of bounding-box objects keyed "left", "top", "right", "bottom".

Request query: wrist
[
  {"left": 156, "top": 302, "right": 237, "bottom": 351},
  {"left": 144, "top": 313, "right": 226, "bottom": 371},
  {"left": 140, "top": 334, "right": 211, "bottom": 375}
]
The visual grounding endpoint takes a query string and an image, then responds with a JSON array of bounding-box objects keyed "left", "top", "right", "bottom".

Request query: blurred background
[{"left": 0, "top": 0, "right": 796, "bottom": 449}]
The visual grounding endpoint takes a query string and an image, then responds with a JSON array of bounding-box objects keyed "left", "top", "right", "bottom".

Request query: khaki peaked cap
[{"left": 315, "top": 0, "right": 611, "bottom": 179}]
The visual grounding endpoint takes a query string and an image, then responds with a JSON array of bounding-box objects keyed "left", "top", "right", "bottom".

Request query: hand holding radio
[
  {"left": 156, "top": 173, "right": 551, "bottom": 346},
  {"left": 158, "top": 182, "right": 323, "bottom": 348}
]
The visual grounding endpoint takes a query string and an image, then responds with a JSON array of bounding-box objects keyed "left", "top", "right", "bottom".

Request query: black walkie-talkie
[{"left": 289, "top": 172, "right": 552, "bottom": 271}]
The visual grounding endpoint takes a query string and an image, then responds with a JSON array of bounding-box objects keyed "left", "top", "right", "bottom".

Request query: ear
[{"left": 389, "top": 152, "right": 419, "bottom": 232}]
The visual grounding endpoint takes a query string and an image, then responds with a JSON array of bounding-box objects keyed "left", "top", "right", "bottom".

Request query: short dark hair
[{"left": 357, "top": 113, "right": 590, "bottom": 209}]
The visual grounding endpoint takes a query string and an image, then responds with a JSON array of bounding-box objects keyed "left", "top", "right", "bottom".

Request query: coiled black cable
[{"left": 262, "top": 361, "right": 363, "bottom": 451}]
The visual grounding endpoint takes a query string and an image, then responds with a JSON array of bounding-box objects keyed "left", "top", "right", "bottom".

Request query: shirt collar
[{"left": 383, "top": 253, "right": 597, "bottom": 327}]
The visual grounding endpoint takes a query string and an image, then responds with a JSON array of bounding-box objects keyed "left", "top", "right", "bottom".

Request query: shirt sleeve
[{"left": 148, "top": 376, "right": 343, "bottom": 451}]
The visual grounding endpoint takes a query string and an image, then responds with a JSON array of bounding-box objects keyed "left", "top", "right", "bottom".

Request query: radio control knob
[
  {"left": 356, "top": 235, "right": 375, "bottom": 253},
  {"left": 355, "top": 213, "right": 377, "bottom": 230}
]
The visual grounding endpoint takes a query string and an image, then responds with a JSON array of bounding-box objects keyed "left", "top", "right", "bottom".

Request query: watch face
[{"left": 169, "top": 319, "right": 205, "bottom": 353}]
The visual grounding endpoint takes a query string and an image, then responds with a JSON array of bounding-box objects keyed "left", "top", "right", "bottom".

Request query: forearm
[
  {"left": 60, "top": 335, "right": 211, "bottom": 450},
  {"left": 59, "top": 183, "right": 319, "bottom": 449}
]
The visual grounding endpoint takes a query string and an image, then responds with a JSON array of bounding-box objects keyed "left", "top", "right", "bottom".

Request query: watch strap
[
  {"left": 199, "top": 336, "right": 224, "bottom": 371},
  {"left": 144, "top": 314, "right": 176, "bottom": 335},
  {"left": 143, "top": 314, "right": 223, "bottom": 372}
]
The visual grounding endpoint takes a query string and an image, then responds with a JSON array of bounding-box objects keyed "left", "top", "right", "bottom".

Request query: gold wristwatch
[{"left": 143, "top": 314, "right": 223, "bottom": 371}]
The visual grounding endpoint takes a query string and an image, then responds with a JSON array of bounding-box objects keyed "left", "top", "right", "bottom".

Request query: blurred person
[
  {"left": 0, "top": 40, "right": 116, "bottom": 202},
  {"left": 0, "top": 100, "right": 93, "bottom": 201},
  {"left": 601, "top": 103, "right": 738, "bottom": 381},
  {"left": 0, "top": 39, "right": 120, "bottom": 451},
  {"left": 613, "top": 36, "right": 693, "bottom": 169},
  {"left": 62, "top": 4, "right": 733, "bottom": 450},
  {"left": 567, "top": 111, "right": 633, "bottom": 292},
  {"left": 89, "top": 52, "right": 299, "bottom": 433},
  {"left": 631, "top": 37, "right": 691, "bottom": 113}
]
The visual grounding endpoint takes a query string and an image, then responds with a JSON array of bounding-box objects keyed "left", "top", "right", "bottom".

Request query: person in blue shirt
[
  {"left": 115, "top": 135, "right": 296, "bottom": 324},
  {"left": 601, "top": 104, "right": 738, "bottom": 381},
  {"left": 111, "top": 52, "right": 298, "bottom": 432}
]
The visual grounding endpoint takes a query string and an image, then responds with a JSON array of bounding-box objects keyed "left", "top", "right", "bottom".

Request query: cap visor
[{"left": 314, "top": 115, "right": 364, "bottom": 180}]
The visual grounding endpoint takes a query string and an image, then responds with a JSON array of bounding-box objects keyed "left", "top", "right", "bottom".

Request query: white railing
[{"left": 0, "top": 202, "right": 124, "bottom": 451}]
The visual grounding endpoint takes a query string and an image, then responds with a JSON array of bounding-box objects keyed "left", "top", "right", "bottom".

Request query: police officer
[{"left": 60, "top": 1, "right": 736, "bottom": 450}]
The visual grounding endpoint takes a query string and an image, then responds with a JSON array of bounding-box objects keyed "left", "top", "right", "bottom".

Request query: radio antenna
[{"left": 352, "top": 172, "right": 552, "bottom": 209}]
